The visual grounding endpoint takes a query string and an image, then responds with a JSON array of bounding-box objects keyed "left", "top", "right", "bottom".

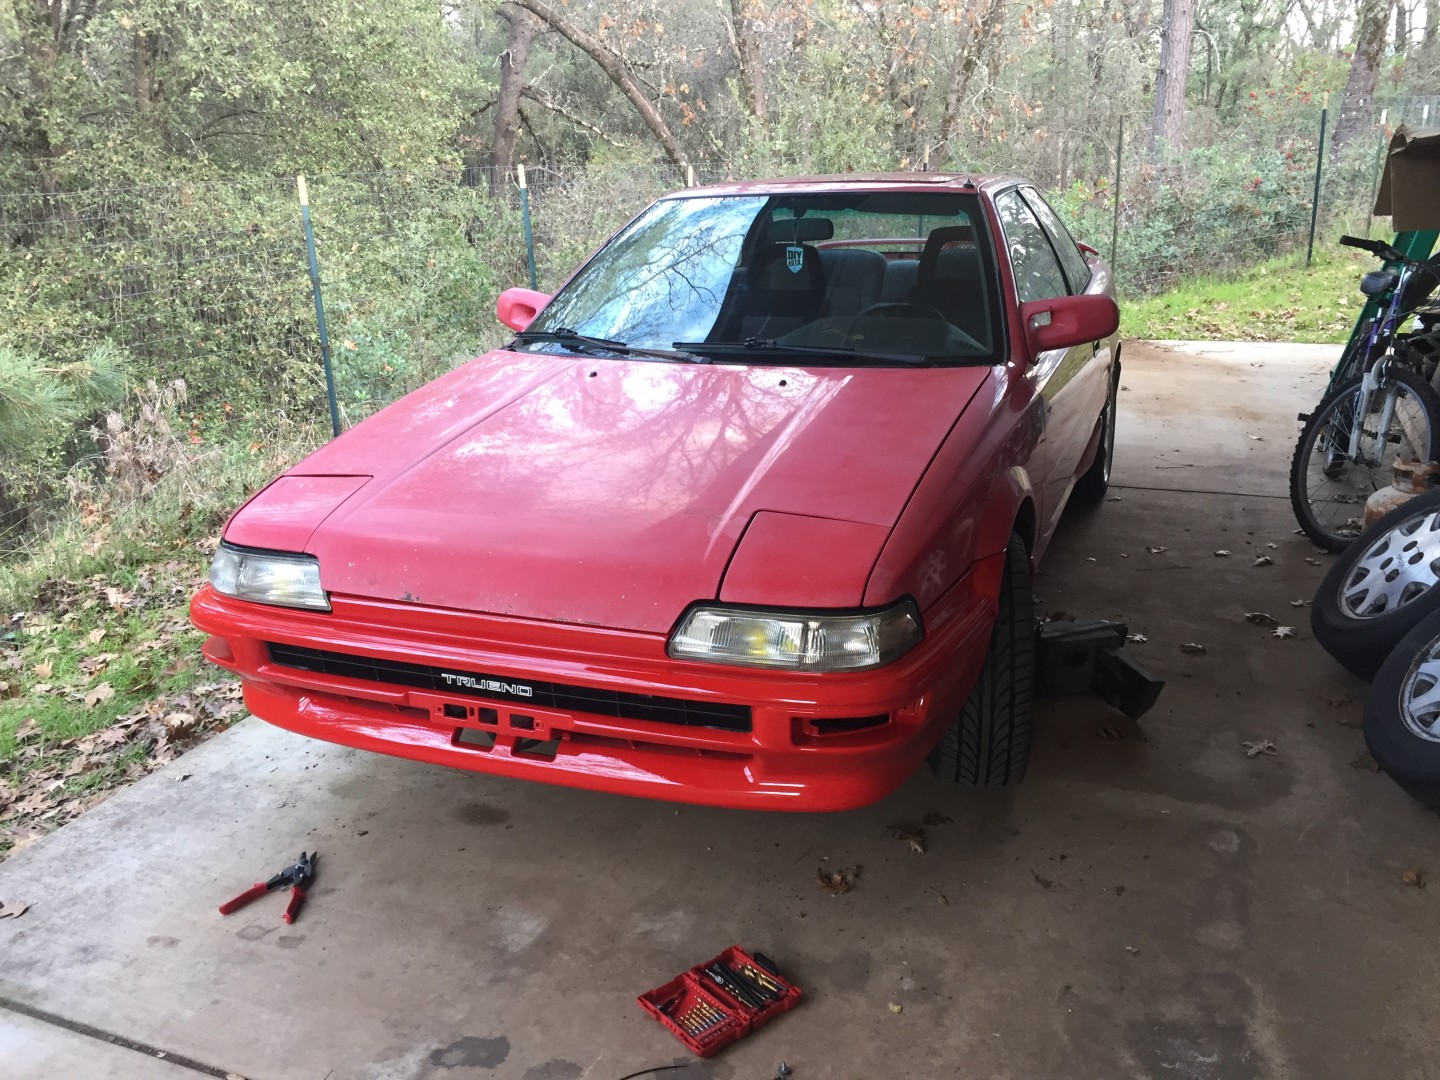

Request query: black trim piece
[{"left": 266, "top": 642, "right": 752, "bottom": 733}]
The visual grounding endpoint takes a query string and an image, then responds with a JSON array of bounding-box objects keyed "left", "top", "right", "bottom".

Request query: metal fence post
[
  {"left": 517, "top": 164, "right": 538, "bottom": 290},
  {"left": 1306, "top": 96, "right": 1328, "bottom": 267},
  {"left": 1110, "top": 115, "right": 1124, "bottom": 280},
  {"left": 297, "top": 174, "right": 341, "bottom": 439}
]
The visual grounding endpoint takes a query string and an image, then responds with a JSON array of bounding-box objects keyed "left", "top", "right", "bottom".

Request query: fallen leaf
[
  {"left": 1305, "top": 557, "right": 1322, "bottom": 566},
  {"left": 32, "top": 660, "right": 52, "bottom": 679},
  {"left": 1147, "top": 545, "right": 1167, "bottom": 554},
  {"left": 937, "top": 893, "right": 949, "bottom": 905},
  {"left": 1213, "top": 550, "right": 1231, "bottom": 557},
  {"left": 1032, "top": 871, "right": 1057, "bottom": 890},
  {"left": 83, "top": 682, "right": 114, "bottom": 709},
  {"left": 1403, "top": 868, "right": 1427, "bottom": 888},
  {"left": 887, "top": 824, "right": 927, "bottom": 854},
  {"left": 1350, "top": 750, "right": 1380, "bottom": 772},
  {"left": 1106, "top": 496, "right": 1123, "bottom": 502},
  {"left": 1126, "top": 633, "right": 1148, "bottom": 643},
  {"left": 0, "top": 900, "right": 30, "bottom": 919},
  {"left": 1266, "top": 542, "right": 1278, "bottom": 549},
  {"left": 1249, "top": 435, "right": 1264, "bottom": 441},
  {"left": 1245, "top": 612, "right": 1278, "bottom": 626},
  {"left": 1241, "top": 739, "right": 1277, "bottom": 758},
  {"left": 815, "top": 865, "right": 861, "bottom": 896},
  {"left": 888, "top": 1002, "right": 903, "bottom": 1014},
  {"left": 86, "top": 627, "right": 106, "bottom": 645},
  {"left": 172, "top": 772, "right": 191, "bottom": 782},
  {"left": 164, "top": 712, "right": 198, "bottom": 740},
  {"left": 1180, "top": 642, "right": 1207, "bottom": 655},
  {"left": 1272, "top": 626, "right": 1295, "bottom": 639},
  {"left": 1290, "top": 599, "right": 1310, "bottom": 608},
  {"left": 1253, "top": 555, "right": 1273, "bottom": 567}
]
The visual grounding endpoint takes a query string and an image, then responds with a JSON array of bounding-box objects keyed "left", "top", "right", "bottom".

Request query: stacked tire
[{"left": 1312, "top": 488, "right": 1440, "bottom": 811}]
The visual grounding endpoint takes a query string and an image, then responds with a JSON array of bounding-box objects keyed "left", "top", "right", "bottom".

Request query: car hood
[{"left": 261, "top": 349, "right": 990, "bottom": 633}]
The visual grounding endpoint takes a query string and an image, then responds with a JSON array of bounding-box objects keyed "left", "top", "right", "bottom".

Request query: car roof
[{"left": 664, "top": 172, "right": 1025, "bottom": 199}]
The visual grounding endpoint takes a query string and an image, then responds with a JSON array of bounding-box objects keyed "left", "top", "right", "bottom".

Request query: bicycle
[{"left": 1290, "top": 235, "right": 1440, "bottom": 551}]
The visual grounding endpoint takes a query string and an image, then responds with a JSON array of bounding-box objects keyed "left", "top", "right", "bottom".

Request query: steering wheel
[{"left": 853, "top": 301, "right": 948, "bottom": 322}]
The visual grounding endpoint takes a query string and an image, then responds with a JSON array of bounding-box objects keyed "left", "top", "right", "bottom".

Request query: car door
[{"left": 993, "top": 187, "right": 1109, "bottom": 542}]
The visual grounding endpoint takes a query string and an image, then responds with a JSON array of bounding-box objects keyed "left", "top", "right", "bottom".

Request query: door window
[
  {"left": 993, "top": 190, "right": 1070, "bottom": 303},
  {"left": 1021, "top": 187, "right": 1092, "bottom": 293}
]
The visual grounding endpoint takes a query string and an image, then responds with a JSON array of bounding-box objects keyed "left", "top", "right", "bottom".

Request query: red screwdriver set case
[{"left": 637, "top": 945, "right": 802, "bottom": 1057}]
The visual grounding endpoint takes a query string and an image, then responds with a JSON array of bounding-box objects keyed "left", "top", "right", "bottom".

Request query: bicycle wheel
[{"left": 1290, "top": 367, "right": 1440, "bottom": 551}]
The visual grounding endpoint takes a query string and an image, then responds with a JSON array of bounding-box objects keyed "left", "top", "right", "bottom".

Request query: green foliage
[{"left": 0, "top": 341, "right": 130, "bottom": 515}]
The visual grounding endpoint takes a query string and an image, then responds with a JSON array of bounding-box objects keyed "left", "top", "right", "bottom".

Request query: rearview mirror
[
  {"left": 1020, "top": 294, "right": 1119, "bottom": 355},
  {"left": 496, "top": 287, "right": 551, "bottom": 332}
]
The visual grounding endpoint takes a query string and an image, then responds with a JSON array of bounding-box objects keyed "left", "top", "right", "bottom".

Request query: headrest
[{"left": 768, "top": 217, "right": 834, "bottom": 243}]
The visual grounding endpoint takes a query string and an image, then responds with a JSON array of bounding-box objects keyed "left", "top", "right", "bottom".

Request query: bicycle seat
[{"left": 1362, "top": 268, "right": 1399, "bottom": 297}]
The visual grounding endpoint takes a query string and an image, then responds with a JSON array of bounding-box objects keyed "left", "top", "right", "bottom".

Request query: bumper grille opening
[
  {"left": 454, "top": 727, "right": 497, "bottom": 750},
  {"left": 807, "top": 714, "right": 889, "bottom": 736},
  {"left": 267, "top": 642, "right": 752, "bottom": 732}
]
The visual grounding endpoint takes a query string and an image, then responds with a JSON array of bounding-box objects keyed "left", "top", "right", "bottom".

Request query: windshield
[{"left": 518, "top": 190, "right": 1002, "bottom": 365}]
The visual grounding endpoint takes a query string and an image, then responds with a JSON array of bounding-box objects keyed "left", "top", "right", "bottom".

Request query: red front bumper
[{"left": 190, "top": 559, "right": 1000, "bottom": 811}]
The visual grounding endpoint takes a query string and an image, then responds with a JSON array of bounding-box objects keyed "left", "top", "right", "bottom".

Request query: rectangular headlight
[
  {"left": 667, "top": 600, "right": 923, "bottom": 671},
  {"left": 209, "top": 542, "right": 330, "bottom": 612}
]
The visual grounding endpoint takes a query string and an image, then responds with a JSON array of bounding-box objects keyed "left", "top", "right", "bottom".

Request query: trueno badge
[{"left": 441, "top": 672, "right": 534, "bottom": 698}]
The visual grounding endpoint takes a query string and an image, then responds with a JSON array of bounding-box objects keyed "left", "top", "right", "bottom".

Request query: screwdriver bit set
[{"left": 638, "top": 945, "right": 802, "bottom": 1057}]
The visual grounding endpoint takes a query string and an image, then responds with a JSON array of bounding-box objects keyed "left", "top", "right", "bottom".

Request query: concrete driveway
[{"left": 3, "top": 341, "right": 1437, "bottom": 1080}]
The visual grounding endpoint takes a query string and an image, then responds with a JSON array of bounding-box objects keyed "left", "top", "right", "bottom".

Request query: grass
[{"left": 1120, "top": 245, "right": 1375, "bottom": 344}]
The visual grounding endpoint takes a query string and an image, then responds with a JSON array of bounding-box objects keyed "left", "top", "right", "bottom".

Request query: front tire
[
  {"left": 1290, "top": 368, "right": 1440, "bottom": 551},
  {"left": 930, "top": 532, "right": 1035, "bottom": 786}
]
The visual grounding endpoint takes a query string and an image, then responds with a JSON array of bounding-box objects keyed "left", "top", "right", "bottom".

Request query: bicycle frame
[{"left": 1328, "top": 230, "right": 1439, "bottom": 393}]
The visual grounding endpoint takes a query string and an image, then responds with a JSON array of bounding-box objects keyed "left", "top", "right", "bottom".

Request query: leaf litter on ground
[
  {"left": 0, "top": 556, "right": 243, "bottom": 860},
  {"left": 816, "top": 865, "right": 862, "bottom": 896},
  {"left": 886, "top": 823, "right": 927, "bottom": 854}
]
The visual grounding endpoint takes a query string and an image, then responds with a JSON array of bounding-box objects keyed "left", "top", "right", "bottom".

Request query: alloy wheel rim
[
  {"left": 1339, "top": 509, "right": 1440, "bottom": 619},
  {"left": 1401, "top": 639, "right": 1440, "bottom": 743}
]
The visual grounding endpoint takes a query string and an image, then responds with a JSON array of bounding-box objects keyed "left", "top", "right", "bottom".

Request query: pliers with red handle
[{"left": 219, "top": 851, "right": 317, "bottom": 924}]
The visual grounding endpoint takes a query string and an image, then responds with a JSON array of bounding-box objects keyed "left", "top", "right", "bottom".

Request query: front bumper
[{"left": 190, "top": 557, "right": 1001, "bottom": 812}]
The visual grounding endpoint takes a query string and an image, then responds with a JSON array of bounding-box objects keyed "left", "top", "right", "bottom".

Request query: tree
[
  {"left": 1332, "top": 0, "right": 1396, "bottom": 156},
  {"left": 724, "top": 0, "right": 769, "bottom": 125},
  {"left": 508, "top": 0, "right": 689, "bottom": 169},
  {"left": 1150, "top": 0, "right": 1197, "bottom": 156},
  {"left": 487, "top": 4, "right": 543, "bottom": 192}
]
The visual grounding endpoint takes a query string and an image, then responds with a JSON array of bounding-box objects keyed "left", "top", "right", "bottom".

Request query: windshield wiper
[
  {"left": 513, "top": 327, "right": 704, "bottom": 363},
  {"left": 672, "top": 337, "right": 928, "bottom": 366}
]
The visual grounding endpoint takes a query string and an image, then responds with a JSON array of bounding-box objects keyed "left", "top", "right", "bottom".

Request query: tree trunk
[
  {"left": 1427, "top": 0, "right": 1439, "bottom": 49},
  {"left": 1332, "top": 0, "right": 1395, "bottom": 156},
  {"left": 487, "top": 4, "right": 541, "bottom": 194},
  {"left": 1395, "top": 0, "right": 1409, "bottom": 52},
  {"left": 727, "top": 0, "right": 768, "bottom": 125},
  {"left": 937, "top": 0, "right": 1004, "bottom": 149},
  {"left": 1149, "top": 0, "right": 1196, "bottom": 157},
  {"left": 509, "top": 0, "right": 689, "bottom": 169}
]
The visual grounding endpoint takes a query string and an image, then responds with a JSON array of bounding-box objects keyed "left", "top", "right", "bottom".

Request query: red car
[{"left": 191, "top": 174, "right": 1120, "bottom": 811}]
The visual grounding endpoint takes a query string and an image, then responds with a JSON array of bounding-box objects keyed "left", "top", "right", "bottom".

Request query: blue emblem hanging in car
[{"left": 786, "top": 245, "right": 804, "bottom": 273}]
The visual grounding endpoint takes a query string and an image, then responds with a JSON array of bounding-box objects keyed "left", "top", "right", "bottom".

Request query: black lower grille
[{"left": 266, "top": 642, "right": 752, "bottom": 732}]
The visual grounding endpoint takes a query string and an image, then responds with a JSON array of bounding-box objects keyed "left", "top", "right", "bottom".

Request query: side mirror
[
  {"left": 1021, "top": 294, "right": 1119, "bottom": 356},
  {"left": 496, "top": 287, "right": 551, "bottom": 332},
  {"left": 1076, "top": 241, "right": 1100, "bottom": 257}
]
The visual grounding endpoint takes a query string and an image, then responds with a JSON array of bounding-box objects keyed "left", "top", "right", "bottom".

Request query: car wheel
[
  {"left": 1311, "top": 488, "right": 1440, "bottom": 680},
  {"left": 1072, "top": 369, "right": 1118, "bottom": 505},
  {"left": 930, "top": 532, "right": 1034, "bottom": 786},
  {"left": 1363, "top": 606, "right": 1440, "bottom": 814}
]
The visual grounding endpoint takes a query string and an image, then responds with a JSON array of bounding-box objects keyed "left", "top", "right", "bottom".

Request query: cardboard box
[{"left": 1373, "top": 126, "right": 1440, "bottom": 231}]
